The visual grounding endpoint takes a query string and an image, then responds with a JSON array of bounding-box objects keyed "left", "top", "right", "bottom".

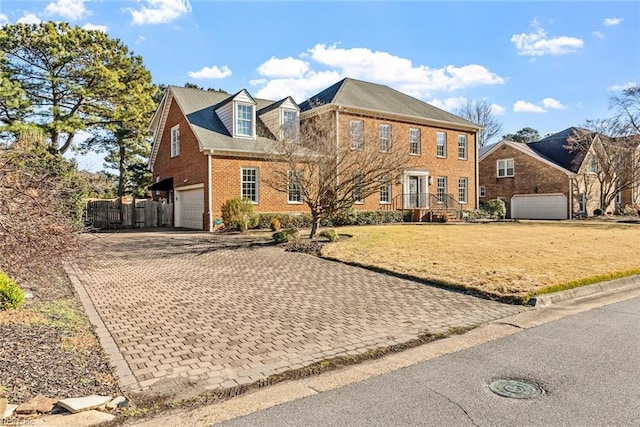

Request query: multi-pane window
[
  {"left": 236, "top": 104, "right": 253, "bottom": 136},
  {"left": 241, "top": 168, "right": 258, "bottom": 202},
  {"left": 437, "top": 176, "right": 447, "bottom": 203},
  {"left": 458, "top": 178, "right": 468, "bottom": 203},
  {"left": 352, "top": 172, "right": 364, "bottom": 203},
  {"left": 170, "top": 125, "right": 180, "bottom": 157},
  {"left": 282, "top": 110, "right": 298, "bottom": 140},
  {"left": 479, "top": 186, "right": 486, "bottom": 198},
  {"left": 588, "top": 155, "right": 598, "bottom": 173},
  {"left": 458, "top": 135, "right": 467, "bottom": 159},
  {"left": 350, "top": 120, "right": 364, "bottom": 150},
  {"left": 379, "top": 175, "right": 392, "bottom": 204},
  {"left": 287, "top": 170, "right": 302, "bottom": 203},
  {"left": 436, "top": 132, "right": 446, "bottom": 157},
  {"left": 497, "top": 159, "right": 514, "bottom": 177},
  {"left": 579, "top": 192, "right": 586, "bottom": 213},
  {"left": 410, "top": 128, "right": 421, "bottom": 155},
  {"left": 379, "top": 124, "right": 391, "bottom": 152}
]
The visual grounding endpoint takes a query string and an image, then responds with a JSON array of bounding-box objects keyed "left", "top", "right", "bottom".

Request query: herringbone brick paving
[{"left": 73, "top": 230, "right": 525, "bottom": 392}]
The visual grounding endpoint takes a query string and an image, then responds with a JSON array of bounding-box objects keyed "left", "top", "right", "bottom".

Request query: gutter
[{"left": 568, "top": 177, "right": 573, "bottom": 220}]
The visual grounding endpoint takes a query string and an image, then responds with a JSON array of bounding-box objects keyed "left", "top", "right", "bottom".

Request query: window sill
[
  {"left": 379, "top": 201, "right": 392, "bottom": 205},
  {"left": 410, "top": 153, "right": 421, "bottom": 156},
  {"left": 287, "top": 201, "right": 303, "bottom": 205},
  {"left": 436, "top": 155, "right": 446, "bottom": 159}
]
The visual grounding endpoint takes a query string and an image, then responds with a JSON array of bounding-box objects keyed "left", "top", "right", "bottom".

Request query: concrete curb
[
  {"left": 529, "top": 275, "right": 640, "bottom": 307},
  {"left": 64, "top": 262, "right": 138, "bottom": 389}
]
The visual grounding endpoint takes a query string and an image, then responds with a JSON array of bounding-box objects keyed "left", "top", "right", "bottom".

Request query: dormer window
[
  {"left": 282, "top": 109, "right": 299, "bottom": 140},
  {"left": 236, "top": 104, "right": 253, "bottom": 137}
]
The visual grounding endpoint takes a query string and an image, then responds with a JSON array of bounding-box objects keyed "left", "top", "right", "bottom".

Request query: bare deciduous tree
[
  {"left": 0, "top": 130, "right": 85, "bottom": 280},
  {"left": 567, "top": 120, "right": 640, "bottom": 212},
  {"left": 455, "top": 99, "right": 503, "bottom": 147},
  {"left": 265, "top": 110, "right": 413, "bottom": 238},
  {"left": 610, "top": 84, "right": 640, "bottom": 134}
]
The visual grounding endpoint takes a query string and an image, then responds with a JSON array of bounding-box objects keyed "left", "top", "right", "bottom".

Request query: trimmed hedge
[{"left": 256, "top": 210, "right": 408, "bottom": 230}]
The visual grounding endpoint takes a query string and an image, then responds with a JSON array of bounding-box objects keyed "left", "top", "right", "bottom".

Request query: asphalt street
[{"left": 219, "top": 295, "right": 640, "bottom": 427}]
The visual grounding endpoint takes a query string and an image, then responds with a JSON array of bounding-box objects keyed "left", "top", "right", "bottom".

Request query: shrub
[
  {"left": 258, "top": 213, "right": 313, "bottom": 229},
  {"left": 272, "top": 227, "right": 299, "bottom": 244},
  {"left": 0, "top": 271, "right": 24, "bottom": 310},
  {"left": 487, "top": 199, "right": 506, "bottom": 219},
  {"left": 270, "top": 217, "right": 281, "bottom": 231},
  {"left": 319, "top": 229, "right": 338, "bottom": 242},
  {"left": 593, "top": 208, "right": 603, "bottom": 216},
  {"left": 622, "top": 205, "right": 637, "bottom": 216},
  {"left": 221, "top": 198, "right": 259, "bottom": 232}
]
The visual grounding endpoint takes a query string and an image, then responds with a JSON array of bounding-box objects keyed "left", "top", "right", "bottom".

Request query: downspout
[
  {"left": 475, "top": 130, "right": 480, "bottom": 209},
  {"left": 208, "top": 152, "right": 213, "bottom": 232},
  {"left": 568, "top": 175, "right": 573, "bottom": 220},
  {"left": 335, "top": 108, "right": 340, "bottom": 185}
]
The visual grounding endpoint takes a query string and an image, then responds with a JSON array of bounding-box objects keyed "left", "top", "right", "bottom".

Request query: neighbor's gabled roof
[
  {"left": 527, "top": 127, "right": 594, "bottom": 174},
  {"left": 479, "top": 138, "right": 577, "bottom": 176},
  {"left": 299, "top": 78, "right": 480, "bottom": 130}
]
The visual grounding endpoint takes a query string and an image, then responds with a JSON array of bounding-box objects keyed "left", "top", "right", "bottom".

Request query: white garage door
[
  {"left": 175, "top": 186, "right": 204, "bottom": 229},
  {"left": 511, "top": 194, "right": 567, "bottom": 220}
]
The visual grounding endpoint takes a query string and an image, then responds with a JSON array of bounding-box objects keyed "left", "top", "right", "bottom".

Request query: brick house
[
  {"left": 148, "top": 78, "right": 480, "bottom": 230},
  {"left": 479, "top": 127, "right": 615, "bottom": 219}
]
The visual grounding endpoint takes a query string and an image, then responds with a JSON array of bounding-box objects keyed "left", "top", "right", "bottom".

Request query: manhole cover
[{"left": 489, "top": 379, "right": 542, "bottom": 399}]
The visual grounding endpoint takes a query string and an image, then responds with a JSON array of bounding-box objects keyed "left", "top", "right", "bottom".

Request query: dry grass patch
[{"left": 320, "top": 222, "right": 640, "bottom": 302}]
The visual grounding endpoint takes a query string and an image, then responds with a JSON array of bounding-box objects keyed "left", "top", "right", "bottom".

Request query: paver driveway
[{"left": 72, "top": 230, "right": 525, "bottom": 393}]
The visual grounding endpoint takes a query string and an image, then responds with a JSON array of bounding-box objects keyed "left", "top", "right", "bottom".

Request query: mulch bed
[{"left": 0, "top": 267, "right": 121, "bottom": 404}]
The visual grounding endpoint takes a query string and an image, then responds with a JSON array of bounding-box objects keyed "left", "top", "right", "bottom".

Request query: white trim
[
  {"left": 458, "top": 134, "right": 468, "bottom": 160},
  {"left": 240, "top": 167, "right": 259, "bottom": 203},
  {"left": 207, "top": 153, "right": 213, "bottom": 232},
  {"left": 436, "top": 131, "right": 447, "bottom": 158},
  {"left": 175, "top": 183, "right": 204, "bottom": 191},
  {"left": 497, "top": 158, "right": 514, "bottom": 177}
]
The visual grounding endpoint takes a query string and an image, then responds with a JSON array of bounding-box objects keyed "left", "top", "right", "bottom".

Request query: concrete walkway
[{"left": 71, "top": 230, "right": 524, "bottom": 395}]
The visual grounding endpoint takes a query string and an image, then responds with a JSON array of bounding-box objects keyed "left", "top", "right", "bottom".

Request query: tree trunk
[
  {"left": 310, "top": 213, "right": 321, "bottom": 239},
  {"left": 118, "top": 141, "right": 126, "bottom": 197}
]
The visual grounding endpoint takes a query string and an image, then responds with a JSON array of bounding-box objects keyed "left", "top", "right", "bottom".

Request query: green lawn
[{"left": 320, "top": 222, "right": 640, "bottom": 303}]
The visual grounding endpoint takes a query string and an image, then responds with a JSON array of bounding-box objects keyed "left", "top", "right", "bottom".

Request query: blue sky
[{"left": 1, "top": 0, "right": 638, "bottom": 171}]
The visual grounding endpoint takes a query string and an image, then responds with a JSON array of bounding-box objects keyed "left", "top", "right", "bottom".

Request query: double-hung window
[
  {"left": 497, "top": 159, "right": 514, "bottom": 177},
  {"left": 437, "top": 177, "right": 447, "bottom": 203},
  {"left": 410, "top": 128, "right": 421, "bottom": 155},
  {"left": 236, "top": 104, "right": 253, "bottom": 137},
  {"left": 287, "top": 170, "right": 302, "bottom": 203},
  {"left": 436, "top": 132, "right": 446, "bottom": 158},
  {"left": 352, "top": 172, "right": 364, "bottom": 203},
  {"left": 170, "top": 125, "right": 180, "bottom": 157},
  {"left": 350, "top": 120, "right": 364, "bottom": 150},
  {"left": 379, "top": 124, "right": 391, "bottom": 152},
  {"left": 379, "top": 175, "right": 392, "bottom": 204},
  {"left": 241, "top": 168, "right": 258, "bottom": 203},
  {"left": 458, "top": 135, "right": 467, "bottom": 159},
  {"left": 458, "top": 178, "right": 468, "bottom": 203}
]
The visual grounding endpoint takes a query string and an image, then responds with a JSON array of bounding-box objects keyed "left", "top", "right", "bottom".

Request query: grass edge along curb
[
  {"left": 529, "top": 269, "right": 640, "bottom": 300},
  {"left": 104, "top": 325, "right": 478, "bottom": 426}
]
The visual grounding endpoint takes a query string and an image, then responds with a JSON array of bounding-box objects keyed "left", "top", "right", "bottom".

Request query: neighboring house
[
  {"left": 148, "top": 78, "right": 480, "bottom": 230},
  {"left": 478, "top": 127, "right": 614, "bottom": 219}
]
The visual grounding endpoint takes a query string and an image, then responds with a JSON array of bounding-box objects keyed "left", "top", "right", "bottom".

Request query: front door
[{"left": 408, "top": 176, "right": 421, "bottom": 208}]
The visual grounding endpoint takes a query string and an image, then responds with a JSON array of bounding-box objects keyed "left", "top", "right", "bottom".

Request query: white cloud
[
  {"left": 491, "top": 103, "right": 506, "bottom": 115},
  {"left": 136, "top": 36, "right": 147, "bottom": 44},
  {"left": 257, "top": 57, "right": 310, "bottom": 78},
  {"left": 17, "top": 13, "right": 42, "bottom": 24},
  {"left": 249, "top": 79, "right": 267, "bottom": 86},
  {"left": 0, "top": 14, "right": 8, "bottom": 24},
  {"left": 188, "top": 65, "right": 232, "bottom": 80},
  {"left": 83, "top": 23, "right": 108, "bottom": 32},
  {"left": 542, "top": 97, "right": 566, "bottom": 110},
  {"left": 45, "top": 0, "right": 87, "bottom": 20},
  {"left": 511, "top": 20, "right": 584, "bottom": 56},
  {"left": 608, "top": 82, "right": 637, "bottom": 91},
  {"left": 130, "top": 0, "right": 191, "bottom": 25},
  {"left": 428, "top": 97, "right": 468, "bottom": 112},
  {"left": 251, "top": 44, "right": 504, "bottom": 102},
  {"left": 603, "top": 17, "right": 623, "bottom": 26},
  {"left": 592, "top": 31, "right": 605, "bottom": 39},
  {"left": 513, "top": 100, "right": 547, "bottom": 113}
]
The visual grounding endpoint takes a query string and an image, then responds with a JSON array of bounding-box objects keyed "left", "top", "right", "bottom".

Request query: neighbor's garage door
[
  {"left": 511, "top": 194, "right": 567, "bottom": 220},
  {"left": 175, "top": 186, "right": 204, "bottom": 229}
]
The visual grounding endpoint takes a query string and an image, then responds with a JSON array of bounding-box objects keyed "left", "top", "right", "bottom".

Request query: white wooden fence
[{"left": 85, "top": 199, "right": 173, "bottom": 230}]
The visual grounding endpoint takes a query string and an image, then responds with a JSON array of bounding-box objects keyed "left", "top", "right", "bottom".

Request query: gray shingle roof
[
  {"left": 299, "top": 78, "right": 480, "bottom": 129},
  {"left": 170, "top": 86, "right": 282, "bottom": 154},
  {"left": 527, "top": 127, "right": 592, "bottom": 173}
]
